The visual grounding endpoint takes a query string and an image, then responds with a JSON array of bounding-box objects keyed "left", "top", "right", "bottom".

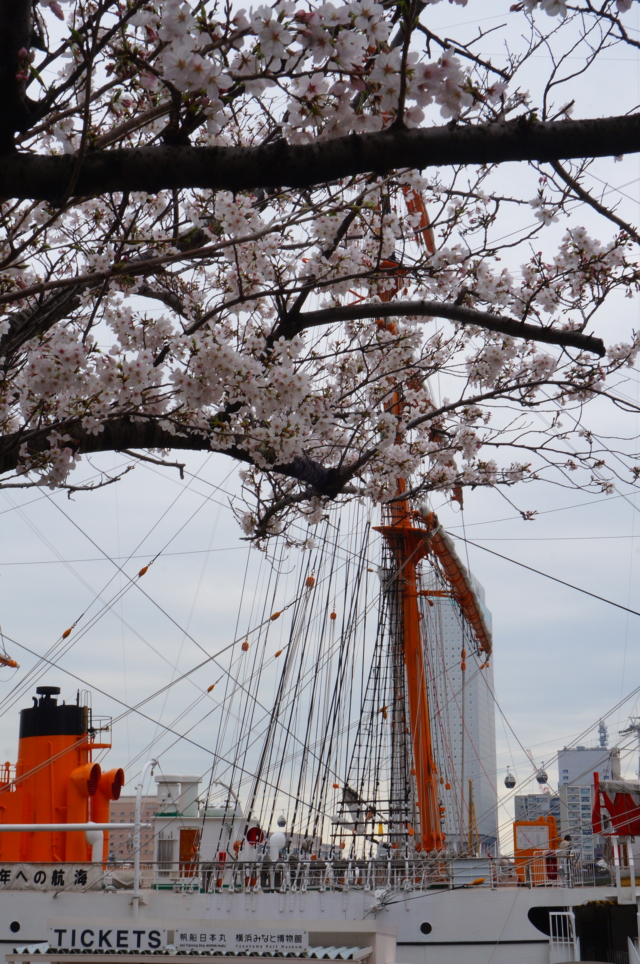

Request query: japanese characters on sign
[
  {"left": 172, "top": 931, "right": 308, "bottom": 953},
  {"left": 0, "top": 864, "right": 100, "bottom": 891},
  {"left": 233, "top": 932, "right": 308, "bottom": 954}
]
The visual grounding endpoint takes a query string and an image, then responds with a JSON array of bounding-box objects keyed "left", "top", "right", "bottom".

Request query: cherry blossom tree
[{"left": 1, "top": 0, "right": 640, "bottom": 540}]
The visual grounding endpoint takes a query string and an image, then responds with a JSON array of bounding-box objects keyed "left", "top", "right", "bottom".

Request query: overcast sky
[{"left": 3, "top": 0, "right": 640, "bottom": 852}]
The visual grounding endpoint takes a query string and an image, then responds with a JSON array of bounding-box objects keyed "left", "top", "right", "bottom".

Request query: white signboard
[
  {"left": 170, "top": 928, "right": 309, "bottom": 954},
  {"left": 0, "top": 864, "right": 101, "bottom": 891},
  {"left": 516, "top": 826, "right": 550, "bottom": 850},
  {"left": 48, "top": 921, "right": 309, "bottom": 955}
]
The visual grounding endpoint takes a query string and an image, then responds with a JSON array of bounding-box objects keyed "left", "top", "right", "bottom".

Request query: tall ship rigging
[{"left": 0, "top": 501, "right": 637, "bottom": 964}]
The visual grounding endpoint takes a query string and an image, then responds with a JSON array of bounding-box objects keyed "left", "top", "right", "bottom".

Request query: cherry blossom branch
[
  {"left": 250, "top": 488, "right": 320, "bottom": 540},
  {"left": 0, "top": 416, "right": 352, "bottom": 496},
  {"left": 248, "top": 484, "right": 364, "bottom": 541},
  {"left": 294, "top": 299, "right": 605, "bottom": 356},
  {"left": 23, "top": 0, "right": 150, "bottom": 134},
  {"left": 394, "top": 0, "right": 419, "bottom": 128},
  {"left": 404, "top": 382, "right": 557, "bottom": 432},
  {"left": 0, "top": 221, "right": 292, "bottom": 308},
  {"left": 3, "top": 112, "right": 640, "bottom": 200},
  {"left": 0, "top": 465, "right": 134, "bottom": 493},
  {"left": 416, "top": 24, "right": 511, "bottom": 80}
]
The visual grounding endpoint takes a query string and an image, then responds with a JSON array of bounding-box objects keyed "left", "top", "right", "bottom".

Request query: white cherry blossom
[{"left": 3, "top": 0, "right": 640, "bottom": 541}]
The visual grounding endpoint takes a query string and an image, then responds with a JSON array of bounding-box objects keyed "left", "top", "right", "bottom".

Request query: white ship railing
[
  {"left": 0, "top": 854, "right": 609, "bottom": 893},
  {"left": 109, "top": 852, "right": 613, "bottom": 893}
]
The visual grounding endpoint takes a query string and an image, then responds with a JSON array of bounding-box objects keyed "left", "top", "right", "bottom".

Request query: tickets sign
[
  {"left": 48, "top": 921, "right": 309, "bottom": 955},
  {"left": 48, "top": 923, "right": 164, "bottom": 951}
]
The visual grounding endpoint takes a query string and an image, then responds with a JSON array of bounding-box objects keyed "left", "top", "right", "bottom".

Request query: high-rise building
[
  {"left": 558, "top": 784, "right": 601, "bottom": 861},
  {"left": 424, "top": 574, "right": 498, "bottom": 855},
  {"left": 556, "top": 745, "right": 611, "bottom": 862},
  {"left": 558, "top": 745, "right": 611, "bottom": 787},
  {"left": 514, "top": 792, "right": 561, "bottom": 825}
]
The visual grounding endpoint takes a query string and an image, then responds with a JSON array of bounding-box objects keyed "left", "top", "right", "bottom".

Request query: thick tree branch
[
  {"left": 2, "top": 112, "right": 640, "bottom": 200},
  {"left": 0, "top": 264, "right": 190, "bottom": 363},
  {"left": 93, "top": 103, "right": 172, "bottom": 150},
  {"left": 0, "top": 417, "right": 348, "bottom": 496},
  {"left": 136, "top": 281, "right": 189, "bottom": 318},
  {"left": 0, "top": 0, "right": 38, "bottom": 151},
  {"left": 294, "top": 299, "right": 605, "bottom": 356}
]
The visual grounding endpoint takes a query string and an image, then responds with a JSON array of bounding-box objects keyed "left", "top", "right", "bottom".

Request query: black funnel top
[
  {"left": 36, "top": 686, "right": 60, "bottom": 697},
  {"left": 19, "top": 688, "right": 87, "bottom": 739}
]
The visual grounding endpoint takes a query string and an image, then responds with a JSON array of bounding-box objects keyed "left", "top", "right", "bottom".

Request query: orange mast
[
  {"left": 371, "top": 192, "right": 443, "bottom": 849},
  {"left": 375, "top": 485, "right": 444, "bottom": 852}
]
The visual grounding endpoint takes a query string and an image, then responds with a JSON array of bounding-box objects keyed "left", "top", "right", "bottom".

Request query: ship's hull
[{"left": 0, "top": 883, "right": 625, "bottom": 964}]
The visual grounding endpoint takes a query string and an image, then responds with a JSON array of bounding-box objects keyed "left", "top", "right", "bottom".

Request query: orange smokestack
[{"left": 0, "top": 686, "right": 121, "bottom": 862}]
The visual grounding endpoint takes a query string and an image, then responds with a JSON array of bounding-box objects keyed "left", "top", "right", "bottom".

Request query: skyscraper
[{"left": 423, "top": 574, "right": 498, "bottom": 855}]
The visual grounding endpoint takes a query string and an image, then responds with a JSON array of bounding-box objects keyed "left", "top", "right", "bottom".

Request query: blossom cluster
[
  {"left": 137, "top": 0, "right": 507, "bottom": 140},
  {"left": 0, "top": 0, "right": 639, "bottom": 538}
]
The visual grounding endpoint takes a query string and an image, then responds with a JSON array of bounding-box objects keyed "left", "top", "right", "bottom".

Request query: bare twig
[
  {"left": 550, "top": 160, "right": 640, "bottom": 244},
  {"left": 119, "top": 448, "right": 185, "bottom": 478}
]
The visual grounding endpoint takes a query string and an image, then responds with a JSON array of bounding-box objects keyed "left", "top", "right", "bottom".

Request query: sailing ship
[
  {"left": 0, "top": 192, "right": 637, "bottom": 964},
  {"left": 0, "top": 494, "right": 638, "bottom": 964}
]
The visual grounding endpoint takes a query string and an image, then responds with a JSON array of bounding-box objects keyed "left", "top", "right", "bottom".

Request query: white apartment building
[
  {"left": 422, "top": 574, "right": 498, "bottom": 855},
  {"left": 558, "top": 784, "right": 598, "bottom": 861},
  {"left": 556, "top": 746, "right": 611, "bottom": 862},
  {"left": 558, "top": 745, "right": 611, "bottom": 787}
]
